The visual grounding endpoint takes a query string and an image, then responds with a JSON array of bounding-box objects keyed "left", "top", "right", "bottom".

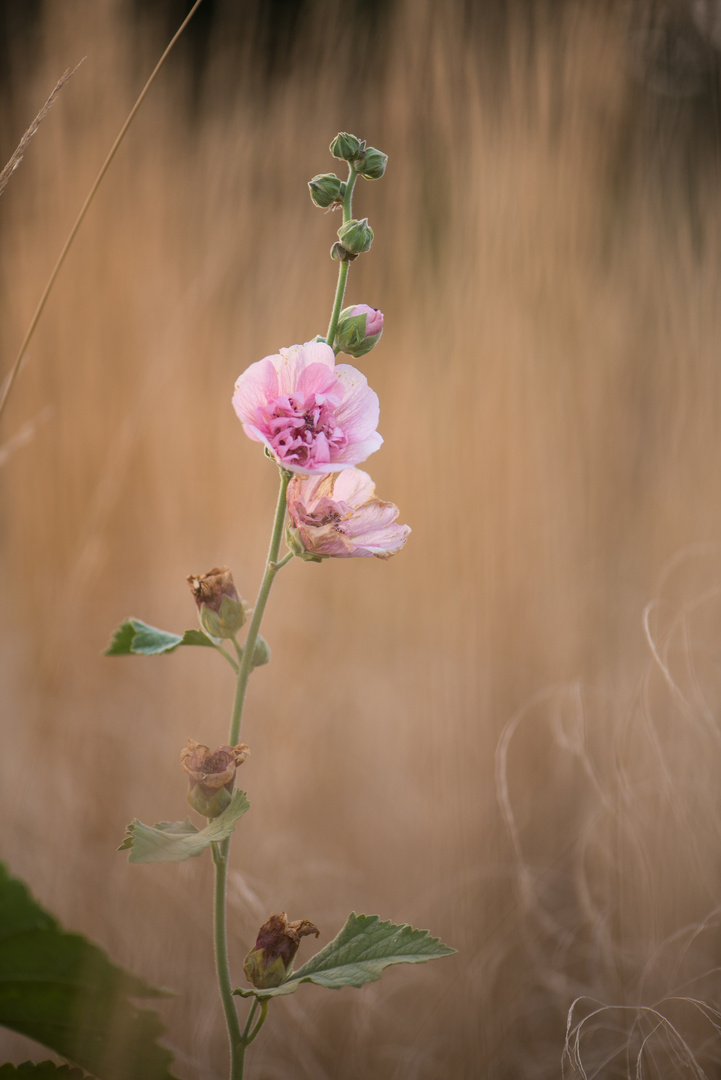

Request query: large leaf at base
[
  {"left": 0, "top": 1064, "right": 86, "bottom": 1078},
  {"left": 0, "top": 862, "right": 176, "bottom": 1080},
  {"left": 105, "top": 619, "right": 214, "bottom": 656},
  {"left": 234, "top": 912, "right": 455, "bottom": 999},
  {"left": 119, "top": 790, "right": 250, "bottom": 863}
]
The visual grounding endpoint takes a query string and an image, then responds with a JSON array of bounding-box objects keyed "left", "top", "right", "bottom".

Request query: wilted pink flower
[
  {"left": 232, "top": 341, "right": 382, "bottom": 474},
  {"left": 243, "top": 912, "right": 320, "bottom": 989},
  {"left": 186, "top": 566, "right": 248, "bottom": 639},
  {"left": 286, "top": 468, "right": 410, "bottom": 559},
  {"left": 180, "top": 739, "right": 249, "bottom": 819}
]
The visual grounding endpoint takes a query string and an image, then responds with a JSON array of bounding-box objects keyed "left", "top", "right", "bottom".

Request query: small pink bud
[
  {"left": 354, "top": 305, "right": 383, "bottom": 336},
  {"left": 243, "top": 912, "right": 320, "bottom": 989},
  {"left": 180, "top": 739, "right": 249, "bottom": 819},
  {"left": 335, "top": 304, "right": 383, "bottom": 357}
]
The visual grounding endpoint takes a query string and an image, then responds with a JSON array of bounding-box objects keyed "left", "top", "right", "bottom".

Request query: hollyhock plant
[
  {"left": 232, "top": 340, "right": 382, "bottom": 474},
  {"left": 110, "top": 132, "right": 453, "bottom": 1080},
  {"left": 286, "top": 468, "right": 410, "bottom": 560}
]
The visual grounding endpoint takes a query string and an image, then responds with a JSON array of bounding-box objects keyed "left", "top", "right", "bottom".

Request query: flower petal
[{"left": 286, "top": 468, "right": 410, "bottom": 559}]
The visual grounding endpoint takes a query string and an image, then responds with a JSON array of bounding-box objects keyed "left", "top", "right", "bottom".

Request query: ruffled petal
[{"left": 286, "top": 469, "right": 410, "bottom": 559}]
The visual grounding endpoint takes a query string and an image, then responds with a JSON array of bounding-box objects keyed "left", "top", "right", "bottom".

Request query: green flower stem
[
  {"left": 212, "top": 467, "right": 292, "bottom": 1079},
  {"left": 213, "top": 641, "right": 239, "bottom": 674},
  {"left": 326, "top": 262, "right": 349, "bottom": 352},
  {"left": 244, "top": 999, "right": 269, "bottom": 1046},
  {"left": 325, "top": 165, "right": 358, "bottom": 349},
  {"left": 236, "top": 999, "right": 269, "bottom": 1075},
  {"left": 229, "top": 466, "right": 291, "bottom": 746},
  {"left": 240, "top": 998, "right": 259, "bottom": 1041},
  {"left": 212, "top": 839, "right": 244, "bottom": 1079}
]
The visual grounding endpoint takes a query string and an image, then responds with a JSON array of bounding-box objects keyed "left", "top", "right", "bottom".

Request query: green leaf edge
[
  {"left": 0, "top": 863, "right": 177, "bottom": 1079},
  {"left": 105, "top": 619, "right": 215, "bottom": 656},
  {"left": 0, "top": 1063, "right": 88, "bottom": 1078},
  {"left": 234, "top": 912, "right": 456, "bottom": 999},
  {"left": 118, "top": 790, "right": 250, "bottom": 863}
]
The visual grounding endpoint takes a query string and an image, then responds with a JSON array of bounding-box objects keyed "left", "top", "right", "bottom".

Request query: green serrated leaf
[
  {"left": 104, "top": 620, "right": 137, "bottom": 655},
  {"left": 105, "top": 620, "right": 216, "bottom": 657},
  {"left": 0, "top": 862, "right": 177, "bottom": 1080},
  {"left": 178, "top": 628, "right": 215, "bottom": 648},
  {"left": 129, "top": 621, "right": 183, "bottom": 654},
  {"left": 0, "top": 1062, "right": 87, "bottom": 1078},
  {"left": 120, "top": 790, "right": 250, "bottom": 864},
  {"left": 234, "top": 912, "right": 455, "bottom": 999}
]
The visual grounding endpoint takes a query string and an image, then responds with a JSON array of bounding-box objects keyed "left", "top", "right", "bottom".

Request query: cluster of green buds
[
  {"left": 329, "top": 132, "right": 387, "bottom": 179},
  {"left": 308, "top": 132, "right": 387, "bottom": 267}
]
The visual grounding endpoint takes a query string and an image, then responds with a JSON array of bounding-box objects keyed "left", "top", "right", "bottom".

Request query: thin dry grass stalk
[
  {"left": 0, "top": 0, "right": 205, "bottom": 426},
  {"left": 0, "top": 63, "right": 82, "bottom": 200}
]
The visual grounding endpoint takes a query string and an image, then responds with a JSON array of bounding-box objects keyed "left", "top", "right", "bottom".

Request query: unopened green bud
[
  {"left": 337, "top": 217, "right": 373, "bottom": 256},
  {"left": 243, "top": 912, "right": 320, "bottom": 989},
  {"left": 330, "top": 241, "right": 356, "bottom": 263},
  {"left": 187, "top": 566, "right": 249, "bottom": 639},
  {"left": 252, "top": 635, "right": 271, "bottom": 668},
  {"left": 359, "top": 147, "right": 388, "bottom": 180},
  {"left": 308, "top": 172, "right": 344, "bottom": 209},
  {"left": 329, "top": 132, "right": 365, "bottom": 163}
]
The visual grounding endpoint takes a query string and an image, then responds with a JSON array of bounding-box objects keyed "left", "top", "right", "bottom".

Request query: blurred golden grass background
[{"left": 4, "top": 0, "right": 721, "bottom": 1075}]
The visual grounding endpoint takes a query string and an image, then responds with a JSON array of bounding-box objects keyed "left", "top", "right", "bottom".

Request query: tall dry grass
[{"left": 3, "top": 1, "right": 721, "bottom": 1076}]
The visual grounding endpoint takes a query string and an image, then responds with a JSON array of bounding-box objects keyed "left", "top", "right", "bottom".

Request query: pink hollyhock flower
[
  {"left": 232, "top": 341, "right": 382, "bottom": 474},
  {"left": 286, "top": 468, "right": 410, "bottom": 560}
]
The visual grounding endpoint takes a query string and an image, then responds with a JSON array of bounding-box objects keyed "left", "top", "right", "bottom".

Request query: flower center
[
  {"left": 298, "top": 496, "right": 350, "bottom": 533},
  {"left": 264, "top": 392, "right": 347, "bottom": 468}
]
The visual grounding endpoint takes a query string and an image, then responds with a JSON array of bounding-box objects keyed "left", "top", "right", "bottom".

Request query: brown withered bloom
[
  {"left": 243, "top": 912, "right": 320, "bottom": 989},
  {"left": 187, "top": 566, "right": 236, "bottom": 610},
  {"left": 186, "top": 566, "right": 248, "bottom": 639},
  {"left": 180, "top": 738, "right": 249, "bottom": 819}
]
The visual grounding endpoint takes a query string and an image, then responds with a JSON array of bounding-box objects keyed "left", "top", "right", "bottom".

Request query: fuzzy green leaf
[
  {"left": 0, "top": 863, "right": 176, "bottom": 1080},
  {"left": 234, "top": 912, "right": 455, "bottom": 999},
  {"left": 178, "top": 628, "right": 215, "bottom": 648},
  {"left": 105, "top": 619, "right": 215, "bottom": 656},
  {"left": 119, "top": 790, "right": 250, "bottom": 863}
]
